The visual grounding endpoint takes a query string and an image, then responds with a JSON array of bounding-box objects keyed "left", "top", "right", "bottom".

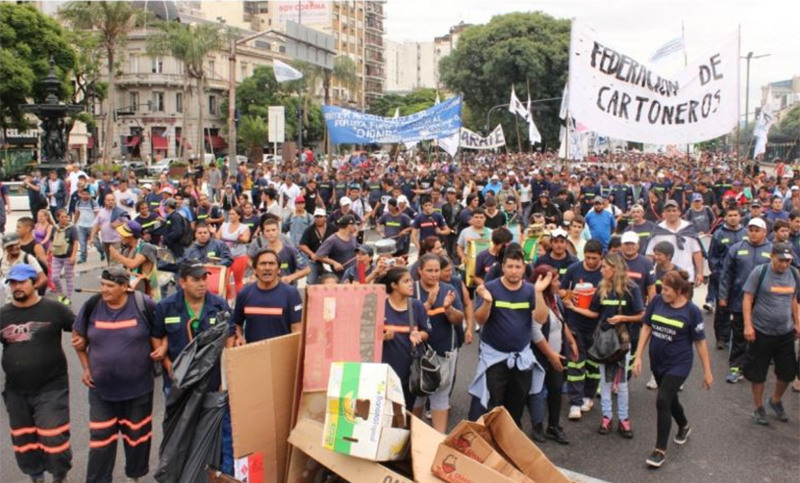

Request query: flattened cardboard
[
  {"left": 289, "top": 417, "right": 414, "bottom": 483},
  {"left": 224, "top": 333, "right": 301, "bottom": 483},
  {"left": 480, "top": 407, "right": 572, "bottom": 483},
  {"left": 234, "top": 452, "right": 263, "bottom": 483},
  {"left": 431, "top": 443, "right": 523, "bottom": 483},
  {"left": 409, "top": 414, "right": 455, "bottom": 483},
  {"left": 303, "top": 285, "right": 386, "bottom": 391},
  {"left": 443, "top": 421, "right": 535, "bottom": 483},
  {"left": 323, "top": 362, "right": 409, "bottom": 461}
]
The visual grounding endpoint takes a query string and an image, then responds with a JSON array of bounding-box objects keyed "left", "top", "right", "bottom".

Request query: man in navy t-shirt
[
  {"left": 471, "top": 249, "right": 538, "bottom": 424},
  {"left": 412, "top": 196, "right": 449, "bottom": 250},
  {"left": 233, "top": 247, "right": 303, "bottom": 343}
]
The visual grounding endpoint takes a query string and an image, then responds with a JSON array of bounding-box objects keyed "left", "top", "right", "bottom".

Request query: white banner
[
  {"left": 460, "top": 124, "right": 506, "bottom": 150},
  {"left": 568, "top": 21, "right": 739, "bottom": 145},
  {"left": 268, "top": 106, "right": 285, "bottom": 143},
  {"left": 275, "top": 1, "right": 332, "bottom": 30},
  {"left": 753, "top": 87, "right": 775, "bottom": 158}
]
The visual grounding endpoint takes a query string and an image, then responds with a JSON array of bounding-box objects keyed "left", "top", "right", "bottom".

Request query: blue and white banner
[{"left": 324, "top": 96, "right": 462, "bottom": 145}]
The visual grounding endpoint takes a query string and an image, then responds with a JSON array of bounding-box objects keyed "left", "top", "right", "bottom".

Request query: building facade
[
  {"left": 184, "top": 1, "right": 387, "bottom": 110},
  {"left": 384, "top": 22, "right": 469, "bottom": 94},
  {"left": 762, "top": 76, "right": 800, "bottom": 113}
]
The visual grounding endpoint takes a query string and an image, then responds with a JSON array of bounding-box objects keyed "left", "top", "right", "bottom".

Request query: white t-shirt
[
  {"left": 280, "top": 183, "right": 301, "bottom": 211},
  {"left": 645, "top": 220, "right": 701, "bottom": 280},
  {"left": 114, "top": 189, "right": 138, "bottom": 216},
  {"left": 68, "top": 170, "right": 87, "bottom": 195}
]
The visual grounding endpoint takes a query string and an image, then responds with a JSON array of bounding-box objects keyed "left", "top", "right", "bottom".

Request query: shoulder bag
[
  {"left": 407, "top": 298, "right": 444, "bottom": 397},
  {"left": 588, "top": 294, "right": 631, "bottom": 365}
]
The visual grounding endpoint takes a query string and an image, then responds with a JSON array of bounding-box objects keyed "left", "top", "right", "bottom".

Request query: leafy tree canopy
[
  {"left": 368, "top": 88, "right": 439, "bottom": 117},
  {"left": 439, "top": 12, "right": 570, "bottom": 149},
  {"left": 0, "top": 4, "right": 76, "bottom": 130}
]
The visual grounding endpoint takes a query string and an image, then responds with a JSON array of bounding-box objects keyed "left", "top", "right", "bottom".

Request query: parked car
[
  {"left": 146, "top": 158, "right": 178, "bottom": 176},
  {"left": 224, "top": 155, "right": 249, "bottom": 165},
  {"left": 122, "top": 160, "right": 149, "bottom": 178},
  {"left": 263, "top": 154, "right": 283, "bottom": 164}
]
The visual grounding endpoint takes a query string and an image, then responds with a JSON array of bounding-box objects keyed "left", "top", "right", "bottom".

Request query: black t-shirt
[
  {"left": 1, "top": 298, "right": 75, "bottom": 394},
  {"left": 484, "top": 211, "right": 507, "bottom": 230}
]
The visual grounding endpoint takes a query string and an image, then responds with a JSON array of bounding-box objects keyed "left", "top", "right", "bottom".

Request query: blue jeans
[
  {"left": 600, "top": 352, "right": 630, "bottom": 420},
  {"left": 77, "top": 225, "right": 92, "bottom": 262}
]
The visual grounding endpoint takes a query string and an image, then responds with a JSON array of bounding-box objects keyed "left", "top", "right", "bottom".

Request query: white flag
[
  {"left": 393, "top": 107, "right": 400, "bottom": 119},
  {"left": 508, "top": 86, "right": 528, "bottom": 120},
  {"left": 273, "top": 59, "right": 304, "bottom": 82},
  {"left": 559, "top": 84, "right": 568, "bottom": 120},
  {"left": 435, "top": 92, "right": 441, "bottom": 105},
  {"left": 438, "top": 131, "right": 460, "bottom": 157},
  {"left": 753, "top": 88, "right": 775, "bottom": 158},
  {"left": 650, "top": 36, "right": 685, "bottom": 62},
  {"left": 527, "top": 94, "right": 542, "bottom": 144}
]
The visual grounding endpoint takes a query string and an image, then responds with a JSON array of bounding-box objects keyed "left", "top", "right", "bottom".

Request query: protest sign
[
  {"left": 324, "top": 96, "right": 462, "bottom": 144},
  {"left": 461, "top": 125, "right": 506, "bottom": 150},
  {"left": 568, "top": 21, "right": 739, "bottom": 144}
]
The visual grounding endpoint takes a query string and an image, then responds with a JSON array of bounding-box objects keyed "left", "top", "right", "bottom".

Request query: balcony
[
  {"left": 365, "top": 2, "right": 385, "bottom": 18},
  {"left": 365, "top": 20, "right": 384, "bottom": 34},
  {"left": 365, "top": 54, "right": 384, "bottom": 66},
  {"left": 116, "top": 73, "right": 228, "bottom": 92}
]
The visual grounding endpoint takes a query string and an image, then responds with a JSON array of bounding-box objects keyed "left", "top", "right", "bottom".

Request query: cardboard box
[
  {"left": 289, "top": 417, "right": 415, "bottom": 483},
  {"left": 224, "top": 333, "right": 301, "bottom": 483},
  {"left": 480, "top": 407, "right": 572, "bottom": 483},
  {"left": 234, "top": 452, "right": 263, "bottom": 483},
  {"left": 303, "top": 285, "right": 386, "bottom": 392},
  {"left": 439, "top": 421, "right": 535, "bottom": 483},
  {"left": 323, "top": 362, "right": 409, "bottom": 461}
]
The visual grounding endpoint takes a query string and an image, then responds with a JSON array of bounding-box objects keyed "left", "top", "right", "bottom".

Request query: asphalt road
[{"left": 2, "top": 266, "right": 799, "bottom": 483}]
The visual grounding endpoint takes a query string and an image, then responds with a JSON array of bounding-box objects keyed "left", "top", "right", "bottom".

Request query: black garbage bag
[
  {"left": 175, "top": 391, "right": 227, "bottom": 483},
  {"left": 155, "top": 322, "right": 228, "bottom": 483}
]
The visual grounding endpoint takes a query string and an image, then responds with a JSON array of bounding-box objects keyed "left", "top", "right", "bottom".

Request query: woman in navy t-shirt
[
  {"left": 381, "top": 267, "right": 430, "bottom": 409},
  {"left": 633, "top": 270, "right": 713, "bottom": 469}
]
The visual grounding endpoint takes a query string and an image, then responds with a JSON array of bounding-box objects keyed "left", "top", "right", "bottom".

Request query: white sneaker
[
  {"left": 568, "top": 405, "right": 582, "bottom": 420},
  {"left": 647, "top": 375, "right": 658, "bottom": 390},
  {"left": 580, "top": 397, "right": 594, "bottom": 413}
]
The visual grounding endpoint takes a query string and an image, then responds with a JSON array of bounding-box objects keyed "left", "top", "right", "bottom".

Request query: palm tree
[
  {"left": 238, "top": 115, "right": 267, "bottom": 164},
  {"left": 147, "top": 22, "right": 224, "bottom": 160},
  {"left": 60, "top": 1, "right": 143, "bottom": 162},
  {"left": 323, "top": 56, "right": 359, "bottom": 107}
]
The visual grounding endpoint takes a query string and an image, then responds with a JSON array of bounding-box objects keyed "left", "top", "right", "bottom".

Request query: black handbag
[
  {"left": 407, "top": 299, "right": 443, "bottom": 397},
  {"left": 588, "top": 297, "right": 631, "bottom": 365}
]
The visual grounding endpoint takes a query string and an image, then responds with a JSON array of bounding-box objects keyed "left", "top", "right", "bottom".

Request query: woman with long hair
[
  {"left": 570, "top": 252, "right": 645, "bottom": 437},
  {"left": 216, "top": 206, "right": 251, "bottom": 293},
  {"left": 410, "top": 236, "right": 445, "bottom": 280},
  {"left": 381, "top": 267, "right": 430, "bottom": 409},
  {"left": 633, "top": 270, "right": 713, "bottom": 468},
  {"left": 528, "top": 264, "right": 579, "bottom": 444},
  {"left": 35, "top": 208, "right": 56, "bottom": 292}
]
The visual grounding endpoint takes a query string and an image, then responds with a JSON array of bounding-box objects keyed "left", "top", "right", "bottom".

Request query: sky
[{"left": 385, "top": 0, "right": 800, "bottom": 115}]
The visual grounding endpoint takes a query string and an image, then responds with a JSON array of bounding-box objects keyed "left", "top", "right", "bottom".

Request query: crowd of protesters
[{"left": 2, "top": 149, "right": 799, "bottom": 482}]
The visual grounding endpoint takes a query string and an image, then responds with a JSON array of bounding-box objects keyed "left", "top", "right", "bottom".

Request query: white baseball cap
[
  {"left": 313, "top": 208, "right": 326, "bottom": 217},
  {"left": 397, "top": 195, "right": 409, "bottom": 204},
  {"left": 550, "top": 228, "right": 568, "bottom": 239},
  {"left": 747, "top": 218, "right": 767, "bottom": 230},
  {"left": 621, "top": 231, "right": 640, "bottom": 244},
  {"left": 340, "top": 197, "right": 352, "bottom": 207}
]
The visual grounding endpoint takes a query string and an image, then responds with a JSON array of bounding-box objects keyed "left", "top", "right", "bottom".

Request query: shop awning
[
  {"left": 206, "top": 135, "right": 227, "bottom": 149},
  {"left": 87, "top": 136, "right": 95, "bottom": 149},
  {"left": 177, "top": 136, "right": 192, "bottom": 150},
  {"left": 152, "top": 135, "right": 169, "bottom": 150},
  {"left": 126, "top": 136, "right": 141, "bottom": 147}
]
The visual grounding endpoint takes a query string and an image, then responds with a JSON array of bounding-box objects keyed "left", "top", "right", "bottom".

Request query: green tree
[
  {"left": 220, "top": 65, "right": 324, "bottom": 148},
  {"left": 237, "top": 115, "right": 268, "bottom": 163},
  {"left": 146, "top": 21, "right": 225, "bottom": 159},
  {"left": 775, "top": 105, "right": 800, "bottom": 139},
  {"left": 0, "top": 4, "right": 75, "bottom": 131},
  {"left": 323, "top": 56, "right": 359, "bottom": 107},
  {"left": 367, "top": 88, "right": 439, "bottom": 117},
  {"left": 64, "top": 29, "right": 107, "bottom": 153},
  {"left": 59, "top": 1, "right": 148, "bottom": 162},
  {"left": 439, "top": 12, "right": 570, "bottom": 149}
]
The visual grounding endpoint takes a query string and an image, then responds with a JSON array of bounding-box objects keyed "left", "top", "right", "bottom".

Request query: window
[
  {"left": 176, "top": 92, "right": 183, "bottom": 113},
  {"left": 151, "top": 56, "right": 163, "bottom": 73},
  {"left": 152, "top": 92, "right": 165, "bottom": 112},
  {"left": 209, "top": 95, "right": 217, "bottom": 115},
  {"left": 129, "top": 54, "right": 138, "bottom": 74},
  {"left": 176, "top": 60, "right": 184, "bottom": 75},
  {"left": 130, "top": 92, "right": 139, "bottom": 111},
  {"left": 241, "top": 63, "right": 248, "bottom": 79},
  {"left": 208, "top": 60, "right": 215, "bottom": 76}
]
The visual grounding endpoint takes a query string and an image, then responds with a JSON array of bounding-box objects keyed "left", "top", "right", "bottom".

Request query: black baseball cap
[
  {"left": 772, "top": 242, "right": 794, "bottom": 260},
  {"left": 101, "top": 266, "right": 129, "bottom": 285},
  {"left": 336, "top": 215, "right": 356, "bottom": 228},
  {"left": 179, "top": 258, "right": 211, "bottom": 278}
]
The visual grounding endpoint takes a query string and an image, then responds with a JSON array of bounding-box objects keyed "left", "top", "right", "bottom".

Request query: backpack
[{"left": 171, "top": 213, "right": 193, "bottom": 247}]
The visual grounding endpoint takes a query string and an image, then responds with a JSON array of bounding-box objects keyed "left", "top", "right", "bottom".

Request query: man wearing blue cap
[{"left": 1, "top": 264, "right": 75, "bottom": 483}]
